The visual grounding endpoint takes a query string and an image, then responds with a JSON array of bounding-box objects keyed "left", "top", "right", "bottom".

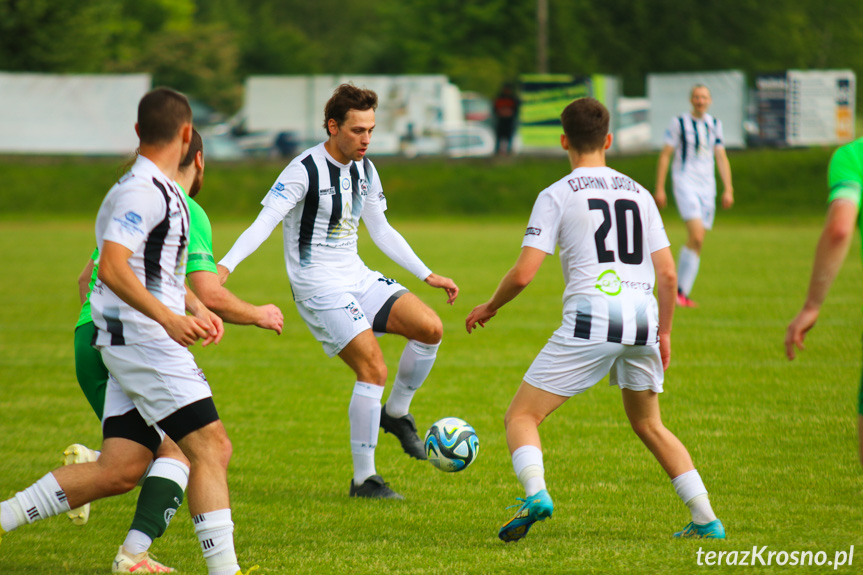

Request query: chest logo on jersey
[
  {"left": 595, "top": 270, "right": 622, "bottom": 296},
  {"left": 525, "top": 227, "right": 541, "bottom": 237},
  {"left": 339, "top": 176, "right": 352, "bottom": 193},
  {"left": 319, "top": 186, "right": 336, "bottom": 196}
]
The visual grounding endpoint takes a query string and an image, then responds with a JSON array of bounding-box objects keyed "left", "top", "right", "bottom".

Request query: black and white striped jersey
[
  {"left": 91, "top": 155, "right": 190, "bottom": 345},
  {"left": 260, "top": 143, "right": 388, "bottom": 300},
  {"left": 663, "top": 112, "right": 724, "bottom": 195},
  {"left": 522, "top": 166, "right": 670, "bottom": 345}
]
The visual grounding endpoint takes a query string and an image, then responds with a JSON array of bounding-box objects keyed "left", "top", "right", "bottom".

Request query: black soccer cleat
[
  {"left": 349, "top": 475, "right": 404, "bottom": 500},
  {"left": 380, "top": 404, "right": 428, "bottom": 460}
]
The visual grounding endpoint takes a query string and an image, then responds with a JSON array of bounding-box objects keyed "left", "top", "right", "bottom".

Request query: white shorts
[
  {"left": 524, "top": 327, "right": 664, "bottom": 397},
  {"left": 296, "top": 270, "right": 408, "bottom": 357},
  {"left": 99, "top": 336, "right": 213, "bottom": 427},
  {"left": 672, "top": 180, "right": 716, "bottom": 229}
]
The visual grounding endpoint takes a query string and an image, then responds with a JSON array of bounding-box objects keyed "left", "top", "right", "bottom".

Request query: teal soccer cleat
[
  {"left": 498, "top": 489, "right": 554, "bottom": 543},
  {"left": 674, "top": 519, "right": 726, "bottom": 539}
]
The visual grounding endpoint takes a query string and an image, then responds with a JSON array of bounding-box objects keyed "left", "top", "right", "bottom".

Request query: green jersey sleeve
[
  {"left": 827, "top": 140, "right": 863, "bottom": 207},
  {"left": 75, "top": 248, "right": 100, "bottom": 328},
  {"left": 186, "top": 195, "right": 217, "bottom": 274}
]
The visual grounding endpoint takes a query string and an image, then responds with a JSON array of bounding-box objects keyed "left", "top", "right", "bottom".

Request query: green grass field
[{"left": 1, "top": 152, "right": 862, "bottom": 573}]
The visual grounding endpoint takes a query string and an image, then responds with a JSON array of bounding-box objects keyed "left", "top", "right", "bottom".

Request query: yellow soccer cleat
[{"left": 62, "top": 443, "right": 99, "bottom": 526}]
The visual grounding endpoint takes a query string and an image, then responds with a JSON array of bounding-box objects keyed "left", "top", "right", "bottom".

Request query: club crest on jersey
[
  {"left": 359, "top": 178, "right": 370, "bottom": 195},
  {"left": 595, "top": 270, "right": 622, "bottom": 296},
  {"left": 339, "top": 176, "right": 352, "bottom": 192},
  {"left": 344, "top": 301, "right": 364, "bottom": 322},
  {"left": 525, "top": 227, "right": 541, "bottom": 237}
]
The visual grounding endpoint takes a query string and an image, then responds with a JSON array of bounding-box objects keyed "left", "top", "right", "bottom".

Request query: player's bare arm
[
  {"left": 715, "top": 146, "right": 734, "bottom": 209},
  {"left": 654, "top": 144, "right": 674, "bottom": 209},
  {"left": 184, "top": 288, "right": 224, "bottom": 346},
  {"left": 98, "top": 240, "right": 212, "bottom": 347},
  {"left": 78, "top": 257, "right": 95, "bottom": 305},
  {"left": 424, "top": 273, "right": 459, "bottom": 304},
  {"left": 651, "top": 246, "right": 677, "bottom": 370},
  {"left": 188, "top": 270, "right": 284, "bottom": 334},
  {"left": 216, "top": 264, "right": 230, "bottom": 285},
  {"left": 785, "top": 199, "right": 858, "bottom": 360},
  {"left": 466, "top": 246, "right": 546, "bottom": 334}
]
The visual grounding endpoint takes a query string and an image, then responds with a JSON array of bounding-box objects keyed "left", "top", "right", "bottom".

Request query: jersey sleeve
[
  {"left": 644, "top": 191, "right": 671, "bottom": 253},
  {"left": 827, "top": 144, "right": 863, "bottom": 207},
  {"left": 361, "top": 160, "right": 387, "bottom": 217},
  {"left": 521, "top": 188, "right": 562, "bottom": 255},
  {"left": 713, "top": 117, "right": 725, "bottom": 147},
  {"left": 663, "top": 117, "right": 680, "bottom": 147},
  {"left": 101, "top": 185, "right": 167, "bottom": 254},
  {"left": 262, "top": 161, "right": 309, "bottom": 217},
  {"left": 186, "top": 197, "right": 217, "bottom": 274}
]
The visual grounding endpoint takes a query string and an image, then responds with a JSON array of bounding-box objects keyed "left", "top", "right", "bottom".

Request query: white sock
[
  {"left": 1, "top": 473, "right": 71, "bottom": 531},
  {"left": 671, "top": 469, "right": 717, "bottom": 524},
  {"left": 677, "top": 246, "right": 700, "bottom": 296},
  {"left": 512, "top": 445, "right": 546, "bottom": 497},
  {"left": 193, "top": 509, "right": 239, "bottom": 575},
  {"left": 122, "top": 529, "right": 153, "bottom": 556},
  {"left": 386, "top": 340, "right": 440, "bottom": 418},
  {"left": 349, "top": 381, "right": 384, "bottom": 484}
]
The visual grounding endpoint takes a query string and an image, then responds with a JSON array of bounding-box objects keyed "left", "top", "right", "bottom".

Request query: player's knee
[
  {"left": 100, "top": 465, "right": 145, "bottom": 495},
  {"left": 416, "top": 315, "right": 443, "bottom": 345},
  {"left": 687, "top": 234, "right": 704, "bottom": 252},
  {"left": 630, "top": 418, "right": 664, "bottom": 441},
  {"left": 355, "top": 360, "right": 388, "bottom": 385}
]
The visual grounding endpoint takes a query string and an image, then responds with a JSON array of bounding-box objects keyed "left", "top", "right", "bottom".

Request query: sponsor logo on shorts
[
  {"left": 344, "top": 301, "right": 364, "bottom": 322},
  {"left": 525, "top": 227, "right": 541, "bottom": 237},
  {"left": 164, "top": 508, "right": 176, "bottom": 526},
  {"left": 595, "top": 270, "right": 622, "bottom": 296},
  {"left": 319, "top": 186, "right": 336, "bottom": 196},
  {"left": 377, "top": 276, "right": 398, "bottom": 286},
  {"left": 194, "top": 368, "right": 208, "bottom": 383}
]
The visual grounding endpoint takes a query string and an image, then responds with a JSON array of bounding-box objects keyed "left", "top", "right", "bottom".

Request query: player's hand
[
  {"left": 654, "top": 189, "right": 667, "bottom": 209},
  {"left": 721, "top": 188, "right": 734, "bottom": 210},
  {"left": 191, "top": 305, "right": 224, "bottom": 347},
  {"left": 785, "top": 307, "right": 819, "bottom": 360},
  {"left": 659, "top": 332, "right": 671, "bottom": 371},
  {"left": 425, "top": 273, "right": 459, "bottom": 304},
  {"left": 163, "top": 314, "right": 214, "bottom": 347},
  {"left": 216, "top": 264, "right": 231, "bottom": 286},
  {"left": 465, "top": 303, "right": 497, "bottom": 334},
  {"left": 256, "top": 304, "right": 284, "bottom": 335}
]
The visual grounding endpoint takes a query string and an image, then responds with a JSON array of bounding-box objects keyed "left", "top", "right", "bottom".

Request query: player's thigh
[
  {"left": 75, "top": 322, "right": 109, "bottom": 420},
  {"left": 386, "top": 292, "right": 442, "bottom": 343},
  {"left": 337, "top": 328, "right": 387, "bottom": 384},
  {"left": 620, "top": 387, "right": 662, "bottom": 426},
  {"left": 506, "top": 380, "right": 569, "bottom": 424},
  {"left": 523, "top": 334, "right": 620, "bottom": 397}
]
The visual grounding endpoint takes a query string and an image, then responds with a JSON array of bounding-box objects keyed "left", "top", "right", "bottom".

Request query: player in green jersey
[
  {"left": 786, "top": 137, "right": 863, "bottom": 466},
  {"left": 69, "top": 129, "right": 284, "bottom": 573}
]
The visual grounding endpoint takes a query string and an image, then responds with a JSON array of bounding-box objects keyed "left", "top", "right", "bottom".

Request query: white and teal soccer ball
[{"left": 424, "top": 417, "right": 479, "bottom": 472}]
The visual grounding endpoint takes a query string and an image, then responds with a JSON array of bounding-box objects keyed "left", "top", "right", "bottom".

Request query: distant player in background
[
  {"left": 466, "top": 97, "right": 724, "bottom": 542},
  {"left": 786, "top": 137, "right": 863, "bottom": 466},
  {"left": 493, "top": 83, "right": 521, "bottom": 156},
  {"left": 218, "top": 84, "right": 459, "bottom": 500},
  {"left": 68, "top": 128, "right": 283, "bottom": 572},
  {"left": 655, "top": 84, "right": 734, "bottom": 307}
]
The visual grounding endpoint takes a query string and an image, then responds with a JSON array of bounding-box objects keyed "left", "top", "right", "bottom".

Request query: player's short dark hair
[
  {"left": 560, "top": 97, "right": 609, "bottom": 154},
  {"left": 137, "top": 87, "right": 192, "bottom": 145},
  {"left": 323, "top": 84, "right": 378, "bottom": 135},
  {"left": 690, "top": 83, "right": 711, "bottom": 97},
  {"left": 180, "top": 128, "right": 203, "bottom": 169}
]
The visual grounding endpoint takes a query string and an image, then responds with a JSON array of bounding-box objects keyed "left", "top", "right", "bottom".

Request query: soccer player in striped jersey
[
  {"left": 219, "top": 84, "right": 459, "bottom": 500},
  {"left": 655, "top": 84, "right": 734, "bottom": 307},
  {"left": 466, "top": 97, "right": 724, "bottom": 542},
  {"left": 0, "top": 89, "right": 256, "bottom": 575},
  {"left": 786, "top": 137, "right": 863, "bottom": 467},
  {"left": 65, "top": 128, "right": 283, "bottom": 573}
]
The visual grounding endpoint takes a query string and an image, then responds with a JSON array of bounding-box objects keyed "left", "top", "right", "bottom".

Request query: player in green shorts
[
  {"left": 69, "top": 129, "right": 284, "bottom": 573},
  {"left": 786, "top": 137, "right": 863, "bottom": 467}
]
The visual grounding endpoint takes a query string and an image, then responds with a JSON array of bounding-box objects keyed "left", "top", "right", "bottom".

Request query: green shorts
[{"left": 74, "top": 321, "right": 109, "bottom": 421}]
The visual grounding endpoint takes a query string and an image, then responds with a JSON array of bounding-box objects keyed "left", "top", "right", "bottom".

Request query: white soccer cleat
[
  {"left": 62, "top": 443, "right": 99, "bottom": 526},
  {"left": 112, "top": 546, "right": 176, "bottom": 573}
]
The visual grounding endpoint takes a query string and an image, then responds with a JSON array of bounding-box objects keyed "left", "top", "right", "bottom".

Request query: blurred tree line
[{"left": 2, "top": 0, "right": 862, "bottom": 114}]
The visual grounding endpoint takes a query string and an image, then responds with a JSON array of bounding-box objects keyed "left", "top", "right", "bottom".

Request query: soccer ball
[{"left": 424, "top": 417, "right": 479, "bottom": 472}]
